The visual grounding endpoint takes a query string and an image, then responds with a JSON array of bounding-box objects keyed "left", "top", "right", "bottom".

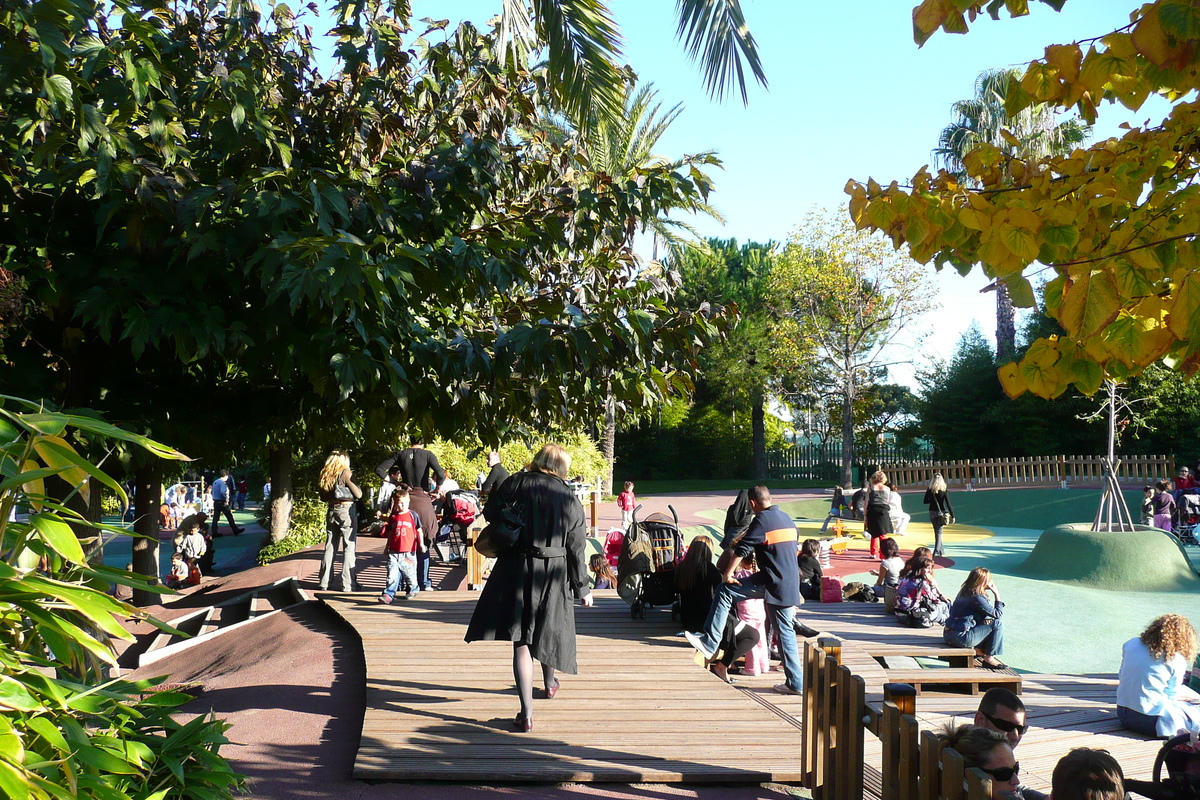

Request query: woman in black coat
[
  {"left": 922, "top": 473, "right": 955, "bottom": 557},
  {"left": 865, "top": 470, "right": 894, "bottom": 559},
  {"left": 464, "top": 444, "right": 592, "bottom": 732}
]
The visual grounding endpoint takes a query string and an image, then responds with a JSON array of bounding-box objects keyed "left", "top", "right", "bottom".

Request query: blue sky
[{"left": 402, "top": 1, "right": 1168, "bottom": 384}]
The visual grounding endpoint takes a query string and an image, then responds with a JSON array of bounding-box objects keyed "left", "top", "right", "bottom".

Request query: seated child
[
  {"left": 165, "top": 553, "right": 189, "bottom": 589},
  {"left": 797, "top": 538, "right": 823, "bottom": 602},
  {"left": 589, "top": 553, "right": 618, "bottom": 590},
  {"left": 870, "top": 537, "right": 904, "bottom": 598},
  {"left": 734, "top": 554, "right": 771, "bottom": 676},
  {"left": 380, "top": 487, "right": 424, "bottom": 603}
]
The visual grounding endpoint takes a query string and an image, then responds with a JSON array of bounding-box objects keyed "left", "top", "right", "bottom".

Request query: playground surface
[{"left": 129, "top": 485, "right": 1200, "bottom": 798}]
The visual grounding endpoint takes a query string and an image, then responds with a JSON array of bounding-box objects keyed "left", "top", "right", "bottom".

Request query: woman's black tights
[{"left": 513, "top": 642, "right": 554, "bottom": 720}]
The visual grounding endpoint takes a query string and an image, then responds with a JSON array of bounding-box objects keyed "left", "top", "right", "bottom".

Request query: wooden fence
[
  {"left": 802, "top": 638, "right": 998, "bottom": 800},
  {"left": 880, "top": 454, "right": 1173, "bottom": 491}
]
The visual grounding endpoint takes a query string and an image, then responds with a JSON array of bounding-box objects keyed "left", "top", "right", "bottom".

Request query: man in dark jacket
[
  {"left": 684, "top": 485, "right": 804, "bottom": 696},
  {"left": 480, "top": 451, "right": 510, "bottom": 496},
  {"left": 376, "top": 438, "right": 445, "bottom": 590}
]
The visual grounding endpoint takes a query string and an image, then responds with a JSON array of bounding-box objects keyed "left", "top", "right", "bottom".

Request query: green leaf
[
  {"left": 1005, "top": 276, "right": 1036, "bottom": 308},
  {"left": 43, "top": 74, "right": 73, "bottom": 111},
  {"left": 1159, "top": 2, "right": 1200, "bottom": 37},
  {"left": 231, "top": 104, "right": 245, "bottom": 130},
  {"left": 0, "top": 759, "right": 29, "bottom": 800},
  {"left": 26, "top": 716, "right": 69, "bottom": 753},
  {"left": 0, "top": 675, "right": 41, "bottom": 712},
  {"left": 1041, "top": 224, "right": 1079, "bottom": 248},
  {"left": 28, "top": 513, "right": 85, "bottom": 563}
]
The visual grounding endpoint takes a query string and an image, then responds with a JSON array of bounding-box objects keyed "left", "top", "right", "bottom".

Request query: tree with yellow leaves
[{"left": 848, "top": 0, "right": 1200, "bottom": 400}]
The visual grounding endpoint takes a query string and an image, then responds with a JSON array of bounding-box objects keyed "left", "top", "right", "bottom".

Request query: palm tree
[
  {"left": 497, "top": 0, "right": 767, "bottom": 122},
  {"left": 934, "top": 68, "right": 1091, "bottom": 360},
  {"left": 540, "top": 80, "right": 724, "bottom": 492}
]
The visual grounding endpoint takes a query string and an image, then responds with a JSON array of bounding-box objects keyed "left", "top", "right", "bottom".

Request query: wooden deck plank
[{"left": 324, "top": 592, "right": 805, "bottom": 783}]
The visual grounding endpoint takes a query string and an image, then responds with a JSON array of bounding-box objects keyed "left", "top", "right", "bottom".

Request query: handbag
[
  {"left": 474, "top": 499, "right": 525, "bottom": 558},
  {"left": 333, "top": 482, "right": 353, "bottom": 501}
]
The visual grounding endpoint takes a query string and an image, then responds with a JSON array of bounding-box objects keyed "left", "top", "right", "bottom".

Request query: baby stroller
[
  {"left": 1176, "top": 491, "right": 1200, "bottom": 546},
  {"left": 434, "top": 489, "right": 479, "bottom": 563},
  {"left": 1126, "top": 733, "right": 1200, "bottom": 799},
  {"left": 616, "top": 504, "right": 683, "bottom": 619}
]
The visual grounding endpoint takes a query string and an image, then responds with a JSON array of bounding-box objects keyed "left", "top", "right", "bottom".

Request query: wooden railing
[
  {"left": 881, "top": 454, "right": 1173, "bottom": 491},
  {"left": 803, "top": 638, "right": 999, "bottom": 800}
]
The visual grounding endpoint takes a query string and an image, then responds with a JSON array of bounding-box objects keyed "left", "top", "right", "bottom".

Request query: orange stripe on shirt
[{"left": 763, "top": 527, "right": 798, "bottom": 545}]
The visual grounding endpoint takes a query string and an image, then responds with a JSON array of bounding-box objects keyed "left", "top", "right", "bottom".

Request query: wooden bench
[
  {"left": 884, "top": 667, "right": 1021, "bottom": 695},
  {"left": 863, "top": 643, "right": 976, "bottom": 668}
]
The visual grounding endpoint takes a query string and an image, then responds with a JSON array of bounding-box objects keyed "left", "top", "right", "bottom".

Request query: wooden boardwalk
[
  {"left": 799, "top": 601, "right": 1164, "bottom": 795},
  {"left": 322, "top": 590, "right": 805, "bottom": 783}
]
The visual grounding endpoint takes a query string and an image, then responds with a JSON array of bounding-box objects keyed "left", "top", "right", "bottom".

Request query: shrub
[
  {"left": 429, "top": 432, "right": 606, "bottom": 487},
  {"left": 256, "top": 492, "right": 327, "bottom": 565}
]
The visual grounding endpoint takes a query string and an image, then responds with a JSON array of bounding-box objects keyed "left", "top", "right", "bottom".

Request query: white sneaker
[
  {"left": 683, "top": 631, "right": 716, "bottom": 661},
  {"left": 773, "top": 683, "right": 801, "bottom": 696}
]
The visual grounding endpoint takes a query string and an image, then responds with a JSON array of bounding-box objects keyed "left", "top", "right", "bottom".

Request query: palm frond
[
  {"left": 675, "top": 0, "right": 767, "bottom": 104},
  {"left": 531, "top": 0, "right": 625, "bottom": 122}
]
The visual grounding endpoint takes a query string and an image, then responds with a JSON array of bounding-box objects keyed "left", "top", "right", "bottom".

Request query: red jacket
[{"left": 384, "top": 510, "right": 422, "bottom": 553}]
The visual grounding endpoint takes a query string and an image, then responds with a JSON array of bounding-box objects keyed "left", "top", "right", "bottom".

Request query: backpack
[
  {"left": 843, "top": 581, "right": 878, "bottom": 602},
  {"left": 902, "top": 597, "right": 950, "bottom": 628}
]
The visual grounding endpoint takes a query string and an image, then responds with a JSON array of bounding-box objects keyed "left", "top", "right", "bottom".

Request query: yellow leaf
[
  {"left": 1005, "top": 207, "right": 1042, "bottom": 232},
  {"left": 1167, "top": 270, "right": 1200, "bottom": 343},
  {"left": 32, "top": 435, "right": 91, "bottom": 505},
  {"left": 1044, "top": 43, "right": 1082, "bottom": 83},
  {"left": 1059, "top": 270, "right": 1121, "bottom": 339},
  {"left": 1019, "top": 342, "right": 1066, "bottom": 399},
  {"left": 997, "top": 361, "right": 1027, "bottom": 399},
  {"left": 996, "top": 223, "right": 1039, "bottom": 264},
  {"left": 959, "top": 207, "right": 990, "bottom": 231},
  {"left": 912, "top": 0, "right": 947, "bottom": 46},
  {"left": 22, "top": 460, "right": 43, "bottom": 512}
]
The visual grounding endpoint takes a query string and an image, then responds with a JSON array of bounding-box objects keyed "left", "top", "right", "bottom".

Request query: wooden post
[
  {"left": 965, "top": 768, "right": 993, "bottom": 800},
  {"left": 802, "top": 641, "right": 816, "bottom": 786},
  {"left": 821, "top": 653, "right": 839, "bottom": 799},
  {"left": 590, "top": 489, "right": 600, "bottom": 537},
  {"left": 917, "top": 730, "right": 942, "bottom": 800},
  {"left": 942, "top": 748, "right": 966, "bottom": 800},
  {"left": 818, "top": 636, "right": 842, "bottom": 665},
  {"left": 881, "top": 702, "right": 900, "bottom": 800},
  {"left": 899, "top": 713, "right": 921, "bottom": 800},
  {"left": 884, "top": 682, "right": 917, "bottom": 716}
]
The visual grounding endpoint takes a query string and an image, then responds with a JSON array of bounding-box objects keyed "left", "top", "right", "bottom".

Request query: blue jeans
[
  {"left": 384, "top": 551, "right": 419, "bottom": 599},
  {"left": 944, "top": 618, "right": 1004, "bottom": 656},
  {"left": 694, "top": 574, "right": 803, "bottom": 691},
  {"left": 417, "top": 548, "right": 432, "bottom": 590}
]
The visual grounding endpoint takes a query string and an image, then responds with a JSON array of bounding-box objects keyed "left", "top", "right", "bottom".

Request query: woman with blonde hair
[
  {"left": 317, "top": 450, "right": 362, "bottom": 592},
  {"left": 864, "top": 470, "right": 893, "bottom": 559},
  {"left": 1117, "top": 614, "right": 1200, "bottom": 736},
  {"left": 943, "top": 567, "right": 1006, "bottom": 669},
  {"left": 465, "top": 443, "right": 592, "bottom": 732},
  {"left": 923, "top": 473, "right": 954, "bottom": 557}
]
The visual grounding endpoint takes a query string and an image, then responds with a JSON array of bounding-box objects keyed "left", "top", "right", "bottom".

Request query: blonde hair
[
  {"left": 319, "top": 451, "right": 350, "bottom": 492},
  {"left": 870, "top": 470, "right": 887, "bottom": 486},
  {"left": 1141, "top": 614, "right": 1199, "bottom": 662},
  {"left": 929, "top": 473, "right": 946, "bottom": 493},
  {"left": 958, "top": 566, "right": 991, "bottom": 598},
  {"left": 530, "top": 444, "right": 571, "bottom": 479}
]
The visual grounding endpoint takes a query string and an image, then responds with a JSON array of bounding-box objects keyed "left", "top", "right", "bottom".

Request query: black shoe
[
  {"left": 794, "top": 622, "right": 820, "bottom": 639},
  {"left": 233, "top": 528, "right": 245, "bottom": 535}
]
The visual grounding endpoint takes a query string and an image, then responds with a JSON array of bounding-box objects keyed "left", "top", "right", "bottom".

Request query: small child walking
[
  {"left": 733, "top": 554, "right": 770, "bottom": 676},
  {"left": 1141, "top": 485, "right": 1154, "bottom": 526},
  {"left": 380, "top": 487, "right": 425, "bottom": 603},
  {"left": 589, "top": 553, "right": 618, "bottom": 590},
  {"left": 1153, "top": 479, "right": 1176, "bottom": 532},
  {"left": 617, "top": 481, "right": 636, "bottom": 529}
]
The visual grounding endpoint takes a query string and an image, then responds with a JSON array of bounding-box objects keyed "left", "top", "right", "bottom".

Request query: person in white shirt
[
  {"left": 1117, "top": 613, "right": 1200, "bottom": 736},
  {"left": 887, "top": 482, "right": 910, "bottom": 536}
]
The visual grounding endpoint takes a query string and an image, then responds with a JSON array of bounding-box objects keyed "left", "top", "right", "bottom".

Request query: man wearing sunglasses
[{"left": 974, "top": 689, "right": 1047, "bottom": 799}]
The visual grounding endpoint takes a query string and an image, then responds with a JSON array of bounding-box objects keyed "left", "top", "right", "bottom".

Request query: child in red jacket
[
  {"left": 380, "top": 487, "right": 425, "bottom": 603},
  {"left": 617, "top": 481, "right": 636, "bottom": 529}
]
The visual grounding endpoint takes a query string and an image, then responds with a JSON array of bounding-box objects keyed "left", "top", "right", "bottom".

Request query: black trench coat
[{"left": 464, "top": 469, "right": 589, "bottom": 673}]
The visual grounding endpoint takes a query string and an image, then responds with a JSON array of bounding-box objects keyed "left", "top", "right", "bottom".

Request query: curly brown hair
[{"left": 1140, "top": 614, "right": 1198, "bottom": 662}]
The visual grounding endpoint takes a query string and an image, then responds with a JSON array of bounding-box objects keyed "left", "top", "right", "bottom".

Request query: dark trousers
[{"left": 211, "top": 499, "right": 239, "bottom": 535}]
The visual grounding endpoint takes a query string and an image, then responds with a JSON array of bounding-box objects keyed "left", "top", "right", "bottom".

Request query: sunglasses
[
  {"left": 981, "top": 711, "right": 1029, "bottom": 736},
  {"left": 981, "top": 763, "right": 1020, "bottom": 783}
]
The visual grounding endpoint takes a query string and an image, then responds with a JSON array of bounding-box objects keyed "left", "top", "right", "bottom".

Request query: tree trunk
[
  {"left": 268, "top": 444, "right": 294, "bottom": 544},
  {"left": 841, "top": 352, "right": 855, "bottom": 488},
  {"left": 996, "top": 283, "right": 1016, "bottom": 361},
  {"left": 131, "top": 457, "right": 161, "bottom": 607},
  {"left": 601, "top": 387, "right": 615, "bottom": 496},
  {"left": 751, "top": 389, "right": 767, "bottom": 480}
]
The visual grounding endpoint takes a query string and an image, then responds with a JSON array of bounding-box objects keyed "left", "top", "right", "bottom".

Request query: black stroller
[
  {"left": 1127, "top": 733, "right": 1200, "bottom": 799},
  {"left": 616, "top": 504, "right": 683, "bottom": 619},
  {"left": 1176, "top": 491, "right": 1200, "bottom": 546}
]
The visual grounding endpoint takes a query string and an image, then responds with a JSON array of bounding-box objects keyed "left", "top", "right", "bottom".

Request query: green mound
[
  {"left": 776, "top": 498, "right": 831, "bottom": 520},
  {"left": 1015, "top": 523, "right": 1200, "bottom": 592}
]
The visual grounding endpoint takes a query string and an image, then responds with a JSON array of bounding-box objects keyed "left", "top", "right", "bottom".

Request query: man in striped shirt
[{"left": 685, "top": 485, "right": 804, "bottom": 695}]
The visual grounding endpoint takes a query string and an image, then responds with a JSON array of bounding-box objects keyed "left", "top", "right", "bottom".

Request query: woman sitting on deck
[
  {"left": 675, "top": 535, "right": 760, "bottom": 684},
  {"left": 1116, "top": 613, "right": 1200, "bottom": 737},
  {"left": 936, "top": 723, "right": 1022, "bottom": 800},
  {"left": 944, "top": 567, "right": 1007, "bottom": 670}
]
